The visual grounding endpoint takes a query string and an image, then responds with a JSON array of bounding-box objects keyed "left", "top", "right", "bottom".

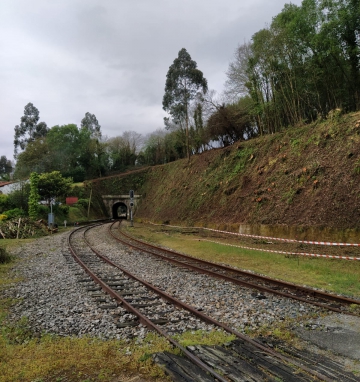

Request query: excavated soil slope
[{"left": 93, "top": 112, "right": 360, "bottom": 240}]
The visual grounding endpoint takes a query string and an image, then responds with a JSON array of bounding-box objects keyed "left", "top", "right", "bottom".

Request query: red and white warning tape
[
  {"left": 148, "top": 222, "right": 360, "bottom": 260},
  {"left": 148, "top": 222, "right": 360, "bottom": 247},
  {"left": 205, "top": 228, "right": 360, "bottom": 246},
  {"left": 198, "top": 239, "right": 360, "bottom": 261}
]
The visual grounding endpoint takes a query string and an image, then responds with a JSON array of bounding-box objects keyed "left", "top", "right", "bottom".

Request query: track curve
[
  {"left": 66, "top": 223, "right": 359, "bottom": 381},
  {"left": 111, "top": 221, "right": 360, "bottom": 317}
]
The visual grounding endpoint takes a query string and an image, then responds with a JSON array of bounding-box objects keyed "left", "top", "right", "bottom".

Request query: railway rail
[
  {"left": 67, "top": 223, "right": 359, "bottom": 381},
  {"left": 111, "top": 221, "right": 360, "bottom": 316}
]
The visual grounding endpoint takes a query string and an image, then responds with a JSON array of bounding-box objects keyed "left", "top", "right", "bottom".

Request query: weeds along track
[
  {"left": 67, "top": 223, "right": 358, "bottom": 382},
  {"left": 113, "top": 221, "right": 360, "bottom": 316}
]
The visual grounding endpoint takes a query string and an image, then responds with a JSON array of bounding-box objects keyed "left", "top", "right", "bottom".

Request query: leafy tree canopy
[
  {"left": 163, "top": 48, "right": 208, "bottom": 158},
  {"left": 0, "top": 156, "right": 13, "bottom": 179},
  {"left": 81, "top": 112, "right": 101, "bottom": 139},
  {"left": 13, "top": 138, "right": 50, "bottom": 179},
  {"left": 14, "top": 103, "right": 48, "bottom": 157},
  {"left": 38, "top": 171, "right": 72, "bottom": 204}
]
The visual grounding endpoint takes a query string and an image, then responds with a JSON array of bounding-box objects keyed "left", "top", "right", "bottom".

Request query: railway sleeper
[
  {"left": 116, "top": 321, "right": 139, "bottom": 328},
  {"left": 94, "top": 298, "right": 107, "bottom": 302},
  {"left": 188, "top": 344, "right": 270, "bottom": 381},
  {"left": 129, "top": 302, "right": 161, "bottom": 308},
  {"left": 125, "top": 296, "right": 158, "bottom": 301},
  {"left": 228, "top": 342, "right": 309, "bottom": 381},
  {"left": 116, "top": 290, "right": 149, "bottom": 296},
  {"left": 99, "top": 304, "right": 118, "bottom": 309},
  {"left": 270, "top": 341, "right": 359, "bottom": 381},
  {"left": 153, "top": 351, "right": 216, "bottom": 382},
  {"left": 86, "top": 287, "right": 102, "bottom": 291}
]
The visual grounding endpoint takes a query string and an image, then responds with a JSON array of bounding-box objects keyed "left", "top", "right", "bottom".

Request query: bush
[
  {"left": 36, "top": 205, "right": 50, "bottom": 219},
  {"left": 70, "top": 185, "right": 86, "bottom": 199},
  {"left": 75, "top": 199, "right": 89, "bottom": 209},
  {"left": 7, "top": 183, "right": 30, "bottom": 212},
  {"left": 2, "top": 208, "right": 26, "bottom": 220},
  {"left": 58, "top": 204, "right": 69, "bottom": 216},
  {"left": 0, "top": 247, "right": 12, "bottom": 264},
  {"left": 0, "top": 194, "right": 11, "bottom": 213}
]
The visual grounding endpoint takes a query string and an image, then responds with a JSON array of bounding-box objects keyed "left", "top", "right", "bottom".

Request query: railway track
[
  {"left": 67, "top": 223, "right": 359, "bottom": 381},
  {"left": 111, "top": 221, "right": 360, "bottom": 316}
]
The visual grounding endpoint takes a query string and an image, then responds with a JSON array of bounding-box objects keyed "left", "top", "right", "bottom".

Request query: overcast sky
[{"left": 0, "top": 0, "right": 302, "bottom": 162}]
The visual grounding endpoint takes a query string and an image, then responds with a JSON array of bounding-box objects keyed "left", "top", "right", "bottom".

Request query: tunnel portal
[{"left": 112, "top": 202, "right": 128, "bottom": 219}]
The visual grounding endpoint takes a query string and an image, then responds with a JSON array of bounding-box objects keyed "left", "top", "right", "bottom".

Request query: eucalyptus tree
[
  {"left": 81, "top": 112, "right": 101, "bottom": 139},
  {"left": 163, "top": 48, "right": 208, "bottom": 159},
  {"left": 0, "top": 156, "right": 13, "bottom": 179},
  {"left": 79, "top": 112, "right": 107, "bottom": 178},
  {"left": 14, "top": 103, "right": 48, "bottom": 157}
]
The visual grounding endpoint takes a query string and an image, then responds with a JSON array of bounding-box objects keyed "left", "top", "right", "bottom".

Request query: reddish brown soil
[{"left": 94, "top": 112, "right": 360, "bottom": 241}]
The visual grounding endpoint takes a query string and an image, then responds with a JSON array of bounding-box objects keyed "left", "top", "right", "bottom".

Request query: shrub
[
  {"left": 58, "top": 204, "right": 70, "bottom": 216},
  {"left": 36, "top": 205, "right": 50, "bottom": 219},
  {"left": 71, "top": 185, "right": 86, "bottom": 199},
  {"left": 0, "top": 194, "right": 11, "bottom": 213},
  {"left": 2, "top": 208, "right": 26, "bottom": 220},
  {"left": 75, "top": 199, "right": 89, "bottom": 209},
  {"left": 0, "top": 247, "right": 12, "bottom": 264}
]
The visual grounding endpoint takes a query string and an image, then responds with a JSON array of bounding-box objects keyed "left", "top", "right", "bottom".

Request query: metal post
[
  {"left": 87, "top": 186, "right": 92, "bottom": 218},
  {"left": 129, "top": 190, "right": 134, "bottom": 227}
]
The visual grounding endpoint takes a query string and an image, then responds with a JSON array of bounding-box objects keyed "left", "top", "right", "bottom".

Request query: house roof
[{"left": 0, "top": 181, "right": 13, "bottom": 187}]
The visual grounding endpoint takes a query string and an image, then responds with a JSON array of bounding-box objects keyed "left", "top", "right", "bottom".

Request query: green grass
[
  {"left": 173, "top": 329, "right": 235, "bottom": 348},
  {"left": 127, "top": 224, "right": 360, "bottom": 299},
  {"left": 0, "top": 329, "right": 172, "bottom": 382},
  {"left": 0, "top": 238, "right": 171, "bottom": 382},
  {"left": 0, "top": 237, "right": 239, "bottom": 382}
]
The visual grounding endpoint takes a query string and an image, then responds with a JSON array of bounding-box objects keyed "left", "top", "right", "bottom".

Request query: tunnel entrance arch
[
  {"left": 102, "top": 194, "right": 141, "bottom": 219},
  {"left": 112, "top": 202, "right": 127, "bottom": 219}
]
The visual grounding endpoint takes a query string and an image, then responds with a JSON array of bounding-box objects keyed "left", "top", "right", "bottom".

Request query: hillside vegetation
[{"left": 92, "top": 112, "right": 360, "bottom": 241}]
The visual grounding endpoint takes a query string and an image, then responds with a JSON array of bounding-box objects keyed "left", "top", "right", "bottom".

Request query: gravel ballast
[{"left": 4, "top": 226, "right": 323, "bottom": 342}]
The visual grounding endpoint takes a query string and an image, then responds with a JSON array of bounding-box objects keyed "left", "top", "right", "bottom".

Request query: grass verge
[
  {"left": 0, "top": 236, "right": 237, "bottom": 382},
  {"left": 126, "top": 223, "right": 360, "bottom": 299}
]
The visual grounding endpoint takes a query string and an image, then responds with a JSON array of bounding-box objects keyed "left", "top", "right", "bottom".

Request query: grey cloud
[{"left": 0, "top": 0, "right": 302, "bottom": 161}]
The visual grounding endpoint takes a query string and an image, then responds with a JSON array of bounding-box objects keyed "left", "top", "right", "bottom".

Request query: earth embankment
[{"left": 91, "top": 112, "right": 360, "bottom": 240}]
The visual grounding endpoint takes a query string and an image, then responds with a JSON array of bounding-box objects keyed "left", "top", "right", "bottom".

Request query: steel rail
[
  {"left": 68, "top": 225, "right": 228, "bottom": 382},
  {"left": 79, "top": 223, "right": 335, "bottom": 382},
  {"left": 113, "top": 221, "right": 360, "bottom": 314}
]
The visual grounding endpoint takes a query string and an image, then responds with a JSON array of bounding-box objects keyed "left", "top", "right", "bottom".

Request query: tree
[
  {"left": 106, "top": 131, "right": 142, "bottom": 172},
  {"left": 38, "top": 171, "right": 72, "bottom": 205},
  {"left": 6, "top": 181, "right": 30, "bottom": 213},
  {"left": 14, "top": 103, "right": 48, "bottom": 157},
  {"left": 205, "top": 97, "right": 257, "bottom": 146},
  {"left": 81, "top": 112, "right": 101, "bottom": 139},
  {"left": 79, "top": 112, "right": 107, "bottom": 178},
  {"left": 45, "top": 124, "right": 85, "bottom": 180},
  {"left": 163, "top": 48, "right": 208, "bottom": 159},
  {"left": 28, "top": 172, "right": 40, "bottom": 220},
  {"left": 225, "top": 42, "right": 253, "bottom": 102},
  {"left": 13, "top": 138, "right": 50, "bottom": 179},
  {"left": 0, "top": 156, "right": 13, "bottom": 179}
]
